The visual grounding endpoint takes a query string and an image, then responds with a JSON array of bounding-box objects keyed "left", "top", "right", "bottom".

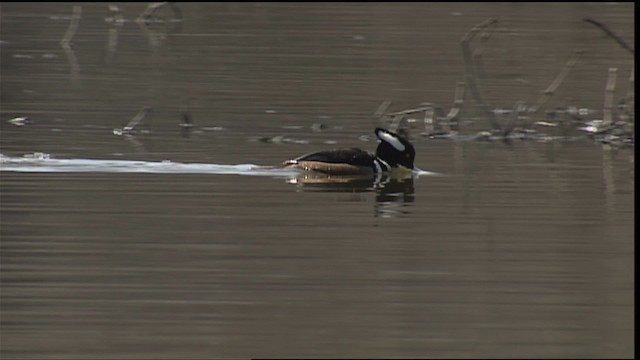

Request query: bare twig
[
  {"left": 137, "top": 2, "right": 167, "bottom": 24},
  {"left": 460, "top": 18, "right": 498, "bottom": 54},
  {"left": 60, "top": 6, "right": 82, "bottom": 47},
  {"left": 168, "top": 2, "right": 183, "bottom": 22},
  {"left": 387, "top": 105, "right": 433, "bottom": 116},
  {"left": 528, "top": 50, "right": 583, "bottom": 115},
  {"left": 442, "top": 82, "right": 466, "bottom": 127},
  {"left": 61, "top": 43, "right": 80, "bottom": 87},
  {"left": 106, "top": 26, "right": 118, "bottom": 64},
  {"left": 461, "top": 18, "right": 500, "bottom": 130},
  {"left": 180, "top": 111, "right": 193, "bottom": 128},
  {"left": 180, "top": 111, "right": 193, "bottom": 138},
  {"left": 60, "top": 6, "right": 81, "bottom": 87},
  {"left": 389, "top": 114, "right": 404, "bottom": 132},
  {"left": 584, "top": 18, "right": 634, "bottom": 55},
  {"left": 373, "top": 100, "right": 392, "bottom": 118},
  {"left": 422, "top": 106, "right": 435, "bottom": 134},
  {"left": 618, "top": 67, "right": 634, "bottom": 122},
  {"left": 603, "top": 68, "right": 617, "bottom": 126},
  {"left": 503, "top": 101, "right": 525, "bottom": 136},
  {"left": 137, "top": 2, "right": 183, "bottom": 24},
  {"left": 124, "top": 106, "right": 152, "bottom": 132},
  {"left": 106, "top": 4, "right": 124, "bottom": 25},
  {"left": 472, "top": 19, "right": 497, "bottom": 80},
  {"left": 105, "top": 5, "right": 123, "bottom": 64}
]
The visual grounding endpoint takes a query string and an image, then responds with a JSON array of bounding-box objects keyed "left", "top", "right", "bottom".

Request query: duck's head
[{"left": 374, "top": 127, "right": 416, "bottom": 170}]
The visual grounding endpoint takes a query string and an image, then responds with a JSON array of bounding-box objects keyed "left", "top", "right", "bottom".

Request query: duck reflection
[
  {"left": 373, "top": 175, "right": 415, "bottom": 218},
  {"left": 286, "top": 172, "right": 415, "bottom": 218}
]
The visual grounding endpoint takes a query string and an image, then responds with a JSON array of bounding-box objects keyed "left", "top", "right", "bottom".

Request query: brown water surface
[{"left": 0, "top": 3, "right": 634, "bottom": 359}]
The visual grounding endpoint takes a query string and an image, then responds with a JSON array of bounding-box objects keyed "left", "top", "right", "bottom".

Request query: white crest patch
[{"left": 378, "top": 131, "right": 405, "bottom": 151}]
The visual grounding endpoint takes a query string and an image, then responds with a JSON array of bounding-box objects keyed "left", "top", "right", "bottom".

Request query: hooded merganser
[{"left": 283, "top": 128, "right": 416, "bottom": 175}]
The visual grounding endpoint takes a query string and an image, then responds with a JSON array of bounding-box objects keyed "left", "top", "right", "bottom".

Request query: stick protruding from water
[
  {"left": 603, "top": 68, "right": 617, "bottom": 127},
  {"left": 61, "top": 6, "right": 82, "bottom": 48},
  {"left": 528, "top": 50, "right": 583, "bottom": 115}
]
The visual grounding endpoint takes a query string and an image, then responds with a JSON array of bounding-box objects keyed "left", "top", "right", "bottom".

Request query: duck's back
[
  {"left": 283, "top": 148, "right": 375, "bottom": 174},
  {"left": 288, "top": 148, "right": 373, "bottom": 165}
]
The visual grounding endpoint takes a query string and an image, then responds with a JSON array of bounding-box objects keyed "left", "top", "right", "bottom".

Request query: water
[
  {"left": 0, "top": 153, "right": 300, "bottom": 176},
  {"left": 0, "top": 3, "right": 634, "bottom": 359}
]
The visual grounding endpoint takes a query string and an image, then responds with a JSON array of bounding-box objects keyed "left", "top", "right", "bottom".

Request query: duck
[{"left": 283, "top": 128, "right": 415, "bottom": 175}]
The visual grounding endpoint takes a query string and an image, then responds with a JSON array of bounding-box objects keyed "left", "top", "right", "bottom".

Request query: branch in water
[{"left": 584, "top": 18, "right": 634, "bottom": 55}]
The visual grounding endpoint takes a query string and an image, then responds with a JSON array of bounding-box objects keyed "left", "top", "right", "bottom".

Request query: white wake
[{"left": 0, "top": 153, "right": 298, "bottom": 177}]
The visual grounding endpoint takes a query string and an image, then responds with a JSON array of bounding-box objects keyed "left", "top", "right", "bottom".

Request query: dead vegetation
[{"left": 376, "top": 18, "right": 634, "bottom": 147}]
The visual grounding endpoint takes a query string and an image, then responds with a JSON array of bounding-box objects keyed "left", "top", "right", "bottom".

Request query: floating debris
[
  {"left": 575, "top": 107, "right": 594, "bottom": 116},
  {"left": 311, "top": 123, "right": 327, "bottom": 132},
  {"left": 179, "top": 111, "right": 193, "bottom": 128},
  {"left": 105, "top": 4, "right": 125, "bottom": 26},
  {"left": 179, "top": 111, "right": 193, "bottom": 138},
  {"left": 253, "top": 135, "right": 309, "bottom": 145},
  {"left": 578, "top": 119, "right": 605, "bottom": 133},
  {"left": 492, "top": 108, "right": 513, "bottom": 115},
  {"left": 201, "top": 126, "right": 225, "bottom": 132},
  {"left": 113, "top": 107, "right": 151, "bottom": 136},
  {"left": 473, "top": 131, "right": 494, "bottom": 141},
  {"left": 23, "top": 152, "right": 50, "bottom": 160},
  {"left": 424, "top": 131, "right": 457, "bottom": 140},
  {"left": 7, "top": 117, "right": 30, "bottom": 127},
  {"left": 534, "top": 121, "right": 559, "bottom": 128}
]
